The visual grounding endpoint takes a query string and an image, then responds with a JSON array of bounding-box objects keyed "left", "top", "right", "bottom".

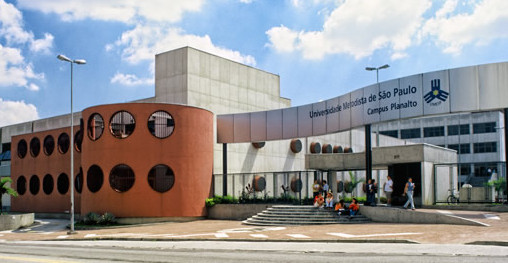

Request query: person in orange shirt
[
  {"left": 334, "top": 199, "right": 347, "bottom": 216},
  {"left": 314, "top": 193, "right": 324, "bottom": 208},
  {"left": 349, "top": 198, "right": 359, "bottom": 216}
]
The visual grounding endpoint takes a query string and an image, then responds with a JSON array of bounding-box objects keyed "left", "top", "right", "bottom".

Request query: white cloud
[
  {"left": 267, "top": 0, "right": 432, "bottom": 60},
  {"left": 0, "top": 0, "right": 32, "bottom": 44},
  {"left": 112, "top": 25, "right": 256, "bottom": 66},
  {"left": 0, "top": 98, "right": 39, "bottom": 127},
  {"left": 0, "top": 0, "right": 54, "bottom": 53},
  {"left": 0, "top": 44, "right": 44, "bottom": 89},
  {"left": 30, "top": 33, "right": 54, "bottom": 54},
  {"left": 266, "top": 25, "right": 298, "bottom": 53},
  {"left": 17, "top": 0, "right": 205, "bottom": 24},
  {"left": 27, "top": 83, "right": 40, "bottom": 91},
  {"left": 110, "top": 72, "right": 153, "bottom": 86},
  {"left": 422, "top": 0, "right": 508, "bottom": 54},
  {"left": 240, "top": 0, "right": 253, "bottom": 3}
]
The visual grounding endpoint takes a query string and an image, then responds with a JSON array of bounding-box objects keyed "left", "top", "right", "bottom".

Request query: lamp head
[
  {"left": 57, "top": 54, "right": 72, "bottom": 62},
  {"left": 379, "top": 64, "right": 390, "bottom": 69},
  {"left": 73, "top": 59, "right": 86, "bottom": 65},
  {"left": 365, "top": 67, "right": 376, "bottom": 71}
]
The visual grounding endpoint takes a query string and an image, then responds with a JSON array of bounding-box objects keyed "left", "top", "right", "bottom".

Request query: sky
[{"left": 1, "top": 0, "right": 508, "bottom": 127}]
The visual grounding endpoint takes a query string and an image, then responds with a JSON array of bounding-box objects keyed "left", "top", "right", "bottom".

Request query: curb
[
  {"left": 45, "top": 237, "right": 420, "bottom": 244},
  {"left": 466, "top": 241, "right": 508, "bottom": 247}
]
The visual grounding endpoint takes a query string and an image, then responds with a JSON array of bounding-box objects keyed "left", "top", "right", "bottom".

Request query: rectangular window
[
  {"left": 473, "top": 122, "right": 496, "bottom": 134},
  {"left": 400, "top": 128, "right": 421, "bottom": 139},
  {"left": 474, "top": 163, "right": 498, "bottom": 177},
  {"left": 446, "top": 144, "right": 470, "bottom": 154},
  {"left": 424, "top": 126, "right": 445, "bottom": 137},
  {"left": 459, "top": 165, "right": 471, "bottom": 176},
  {"left": 447, "top": 124, "right": 470, "bottom": 135},
  {"left": 380, "top": 130, "right": 398, "bottom": 138},
  {"left": 473, "top": 142, "right": 497, "bottom": 153}
]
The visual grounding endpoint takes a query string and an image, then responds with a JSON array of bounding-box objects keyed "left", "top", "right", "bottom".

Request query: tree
[
  {"left": 344, "top": 171, "right": 364, "bottom": 198},
  {"left": 486, "top": 177, "right": 506, "bottom": 202},
  {"left": 0, "top": 177, "right": 18, "bottom": 214}
]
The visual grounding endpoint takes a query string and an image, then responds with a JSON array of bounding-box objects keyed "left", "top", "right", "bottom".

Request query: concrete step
[{"left": 242, "top": 205, "right": 371, "bottom": 226}]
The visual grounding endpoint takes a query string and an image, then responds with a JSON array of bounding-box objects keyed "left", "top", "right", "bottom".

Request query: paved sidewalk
[{"left": 0, "top": 209, "right": 506, "bottom": 245}]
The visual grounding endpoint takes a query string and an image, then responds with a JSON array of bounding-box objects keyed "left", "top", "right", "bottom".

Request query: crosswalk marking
[
  {"left": 214, "top": 233, "right": 229, "bottom": 238},
  {"left": 250, "top": 234, "right": 268, "bottom": 238},
  {"left": 56, "top": 235, "right": 69, "bottom": 239},
  {"left": 327, "top": 232, "right": 422, "bottom": 238},
  {"left": 287, "top": 234, "right": 310, "bottom": 238},
  {"left": 84, "top": 234, "right": 97, "bottom": 238}
]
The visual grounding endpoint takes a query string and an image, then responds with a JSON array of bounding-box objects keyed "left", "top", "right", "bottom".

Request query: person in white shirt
[{"left": 384, "top": 175, "right": 393, "bottom": 206}]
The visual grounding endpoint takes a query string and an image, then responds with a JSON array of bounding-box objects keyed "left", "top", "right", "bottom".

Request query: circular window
[
  {"left": 17, "top": 139, "right": 28, "bottom": 159},
  {"left": 29, "top": 175, "right": 40, "bottom": 195},
  {"left": 110, "top": 111, "right": 135, "bottom": 139},
  {"left": 74, "top": 130, "right": 83, "bottom": 152},
  {"left": 75, "top": 167, "right": 83, "bottom": 193},
  {"left": 58, "top": 133, "right": 70, "bottom": 154},
  {"left": 87, "top": 165, "right": 104, "bottom": 193},
  {"left": 148, "top": 111, "right": 175, "bottom": 139},
  {"left": 109, "top": 164, "right": 135, "bottom": 193},
  {"left": 147, "top": 164, "right": 175, "bottom": 193},
  {"left": 43, "top": 135, "right": 55, "bottom": 156},
  {"left": 17, "top": 176, "right": 27, "bottom": 195},
  {"left": 87, "top": 113, "right": 104, "bottom": 141},
  {"left": 30, "top": 137, "right": 41, "bottom": 157},
  {"left": 57, "top": 173, "right": 69, "bottom": 194},
  {"left": 43, "top": 174, "right": 54, "bottom": 195}
]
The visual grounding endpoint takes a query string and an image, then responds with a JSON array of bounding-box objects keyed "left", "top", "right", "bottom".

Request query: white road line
[
  {"left": 41, "top": 232, "right": 55, "bottom": 235},
  {"left": 287, "top": 234, "right": 310, "bottom": 239},
  {"left": 214, "top": 233, "right": 229, "bottom": 238},
  {"left": 250, "top": 234, "right": 268, "bottom": 238},
  {"left": 484, "top": 214, "right": 501, "bottom": 220},
  {"left": 84, "top": 234, "right": 97, "bottom": 238},
  {"left": 327, "top": 232, "right": 422, "bottom": 238},
  {"left": 56, "top": 235, "right": 69, "bottom": 239}
]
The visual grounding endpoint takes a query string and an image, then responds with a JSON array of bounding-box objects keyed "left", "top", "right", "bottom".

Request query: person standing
[
  {"left": 312, "top": 180, "right": 320, "bottom": 198},
  {"left": 384, "top": 175, "right": 393, "bottom": 206},
  {"left": 366, "top": 179, "right": 374, "bottom": 206},
  {"left": 403, "top": 177, "right": 415, "bottom": 210},
  {"left": 322, "top": 180, "right": 329, "bottom": 196}
]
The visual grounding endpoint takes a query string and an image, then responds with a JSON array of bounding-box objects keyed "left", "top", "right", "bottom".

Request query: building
[
  {"left": 375, "top": 111, "right": 505, "bottom": 186},
  {"left": 0, "top": 47, "right": 506, "bottom": 217}
]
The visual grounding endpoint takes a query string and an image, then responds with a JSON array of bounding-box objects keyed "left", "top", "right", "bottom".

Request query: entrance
[{"left": 389, "top": 163, "right": 421, "bottom": 206}]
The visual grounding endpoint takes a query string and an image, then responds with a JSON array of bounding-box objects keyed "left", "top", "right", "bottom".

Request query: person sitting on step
[
  {"left": 334, "top": 199, "right": 348, "bottom": 216},
  {"left": 314, "top": 193, "right": 325, "bottom": 208},
  {"left": 349, "top": 198, "right": 360, "bottom": 217},
  {"left": 325, "top": 192, "right": 334, "bottom": 209}
]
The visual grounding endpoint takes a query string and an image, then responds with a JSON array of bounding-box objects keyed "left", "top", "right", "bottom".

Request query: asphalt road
[{"left": 0, "top": 241, "right": 507, "bottom": 263}]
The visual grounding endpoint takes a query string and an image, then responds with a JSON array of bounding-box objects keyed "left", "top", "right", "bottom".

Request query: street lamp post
[
  {"left": 364, "top": 64, "right": 390, "bottom": 205},
  {"left": 57, "top": 54, "right": 86, "bottom": 234},
  {"left": 365, "top": 64, "right": 390, "bottom": 83}
]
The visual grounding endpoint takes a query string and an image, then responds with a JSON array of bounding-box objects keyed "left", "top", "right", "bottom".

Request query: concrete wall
[
  {"left": 207, "top": 204, "right": 272, "bottom": 220},
  {"left": 0, "top": 213, "right": 34, "bottom": 231}
]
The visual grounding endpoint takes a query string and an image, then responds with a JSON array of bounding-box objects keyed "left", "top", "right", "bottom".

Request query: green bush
[
  {"left": 206, "top": 195, "right": 239, "bottom": 207},
  {"left": 101, "top": 212, "right": 116, "bottom": 225},
  {"left": 81, "top": 212, "right": 116, "bottom": 225},
  {"left": 205, "top": 198, "right": 216, "bottom": 207},
  {"left": 83, "top": 212, "right": 101, "bottom": 225}
]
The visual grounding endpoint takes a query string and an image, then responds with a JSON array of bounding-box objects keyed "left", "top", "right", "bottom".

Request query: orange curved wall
[
  {"left": 80, "top": 103, "right": 213, "bottom": 218},
  {"left": 11, "top": 127, "right": 82, "bottom": 213}
]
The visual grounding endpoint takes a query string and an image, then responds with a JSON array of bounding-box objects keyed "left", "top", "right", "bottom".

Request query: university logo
[{"left": 424, "top": 79, "right": 448, "bottom": 104}]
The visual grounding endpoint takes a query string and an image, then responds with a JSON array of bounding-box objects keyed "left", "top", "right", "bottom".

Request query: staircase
[{"left": 243, "top": 205, "right": 371, "bottom": 226}]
